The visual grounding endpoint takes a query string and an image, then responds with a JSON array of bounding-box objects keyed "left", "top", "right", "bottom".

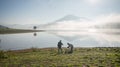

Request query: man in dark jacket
[{"left": 57, "top": 40, "right": 63, "bottom": 54}]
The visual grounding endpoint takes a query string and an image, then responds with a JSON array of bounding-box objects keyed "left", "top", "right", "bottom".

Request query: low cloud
[{"left": 93, "top": 13, "right": 120, "bottom": 25}]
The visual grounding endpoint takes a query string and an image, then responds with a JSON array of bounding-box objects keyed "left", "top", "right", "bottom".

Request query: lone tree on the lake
[{"left": 33, "top": 26, "right": 37, "bottom": 30}]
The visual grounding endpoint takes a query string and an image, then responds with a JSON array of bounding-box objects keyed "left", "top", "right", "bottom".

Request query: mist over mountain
[
  {"left": 38, "top": 15, "right": 91, "bottom": 30},
  {"left": 2, "top": 14, "right": 120, "bottom": 30},
  {"left": 38, "top": 15, "right": 120, "bottom": 30}
]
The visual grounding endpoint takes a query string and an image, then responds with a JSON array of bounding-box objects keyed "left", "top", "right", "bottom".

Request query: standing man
[
  {"left": 57, "top": 40, "right": 63, "bottom": 54},
  {"left": 67, "top": 43, "right": 74, "bottom": 54}
]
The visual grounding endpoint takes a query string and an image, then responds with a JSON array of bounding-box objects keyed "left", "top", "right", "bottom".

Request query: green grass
[
  {"left": 0, "top": 47, "right": 120, "bottom": 67},
  {"left": 0, "top": 28, "right": 44, "bottom": 34}
]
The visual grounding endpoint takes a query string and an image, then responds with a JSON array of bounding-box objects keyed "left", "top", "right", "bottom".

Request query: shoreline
[
  {"left": 2, "top": 47, "right": 120, "bottom": 52},
  {"left": 0, "top": 29, "right": 45, "bottom": 34}
]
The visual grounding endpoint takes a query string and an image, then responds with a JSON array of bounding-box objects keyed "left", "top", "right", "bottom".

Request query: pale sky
[{"left": 0, "top": 0, "right": 120, "bottom": 25}]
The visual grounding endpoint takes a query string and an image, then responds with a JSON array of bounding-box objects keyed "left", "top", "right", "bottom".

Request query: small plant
[{"left": 0, "top": 50, "right": 7, "bottom": 59}]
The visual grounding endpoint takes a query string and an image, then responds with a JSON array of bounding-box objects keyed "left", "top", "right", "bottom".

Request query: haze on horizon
[{"left": 0, "top": 0, "right": 120, "bottom": 25}]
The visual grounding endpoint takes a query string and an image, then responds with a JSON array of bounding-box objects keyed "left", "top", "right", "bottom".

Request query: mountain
[
  {"left": 55, "top": 15, "right": 81, "bottom": 22},
  {"left": 38, "top": 15, "right": 91, "bottom": 30},
  {"left": 0, "top": 25, "right": 9, "bottom": 29}
]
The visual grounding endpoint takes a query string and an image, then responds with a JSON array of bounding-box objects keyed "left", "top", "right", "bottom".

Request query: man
[
  {"left": 57, "top": 40, "right": 63, "bottom": 54},
  {"left": 67, "top": 43, "right": 74, "bottom": 54}
]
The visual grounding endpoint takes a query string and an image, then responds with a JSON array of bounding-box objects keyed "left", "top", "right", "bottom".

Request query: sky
[{"left": 0, "top": 0, "right": 120, "bottom": 25}]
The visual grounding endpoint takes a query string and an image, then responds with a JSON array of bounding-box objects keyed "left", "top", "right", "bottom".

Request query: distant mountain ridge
[
  {"left": 4, "top": 24, "right": 39, "bottom": 29},
  {"left": 0, "top": 25, "right": 9, "bottom": 29}
]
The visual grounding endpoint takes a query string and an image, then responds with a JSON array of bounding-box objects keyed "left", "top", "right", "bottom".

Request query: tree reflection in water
[{"left": 33, "top": 32, "right": 37, "bottom": 36}]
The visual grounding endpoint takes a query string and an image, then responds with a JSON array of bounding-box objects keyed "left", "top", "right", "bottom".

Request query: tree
[{"left": 33, "top": 26, "right": 37, "bottom": 30}]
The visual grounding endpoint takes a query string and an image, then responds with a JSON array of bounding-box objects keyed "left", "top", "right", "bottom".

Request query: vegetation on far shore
[
  {"left": 0, "top": 47, "right": 120, "bottom": 67},
  {"left": 0, "top": 28, "right": 44, "bottom": 34}
]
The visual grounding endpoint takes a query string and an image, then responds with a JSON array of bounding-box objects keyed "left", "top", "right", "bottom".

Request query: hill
[{"left": 0, "top": 25, "right": 9, "bottom": 29}]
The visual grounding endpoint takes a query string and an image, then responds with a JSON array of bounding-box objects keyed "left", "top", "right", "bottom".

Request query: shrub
[{"left": 0, "top": 50, "right": 7, "bottom": 59}]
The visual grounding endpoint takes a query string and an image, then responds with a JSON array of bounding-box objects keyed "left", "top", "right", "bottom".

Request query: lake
[{"left": 0, "top": 29, "right": 120, "bottom": 50}]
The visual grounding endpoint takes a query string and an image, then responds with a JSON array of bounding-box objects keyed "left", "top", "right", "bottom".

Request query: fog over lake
[{"left": 0, "top": 29, "right": 120, "bottom": 50}]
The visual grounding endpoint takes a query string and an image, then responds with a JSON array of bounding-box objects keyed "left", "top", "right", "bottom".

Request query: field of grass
[
  {"left": 0, "top": 28, "right": 44, "bottom": 34},
  {"left": 0, "top": 47, "right": 120, "bottom": 67}
]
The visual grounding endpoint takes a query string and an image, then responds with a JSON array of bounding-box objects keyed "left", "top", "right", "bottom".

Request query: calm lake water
[{"left": 0, "top": 29, "right": 120, "bottom": 50}]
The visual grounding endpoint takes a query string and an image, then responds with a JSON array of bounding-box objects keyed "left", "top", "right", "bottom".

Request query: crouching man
[{"left": 65, "top": 43, "right": 74, "bottom": 54}]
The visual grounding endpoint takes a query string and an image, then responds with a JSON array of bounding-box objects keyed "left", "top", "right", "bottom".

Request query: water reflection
[
  {"left": 33, "top": 32, "right": 37, "bottom": 36},
  {"left": 47, "top": 29, "right": 120, "bottom": 47},
  {"left": 48, "top": 31, "right": 88, "bottom": 41},
  {"left": 0, "top": 29, "right": 120, "bottom": 50},
  {"left": 47, "top": 29, "right": 120, "bottom": 42}
]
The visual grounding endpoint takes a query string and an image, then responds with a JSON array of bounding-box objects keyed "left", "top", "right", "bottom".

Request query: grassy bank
[
  {"left": 0, "top": 47, "right": 120, "bottom": 67},
  {"left": 0, "top": 28, "right": 44, "bottom": 34}
]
